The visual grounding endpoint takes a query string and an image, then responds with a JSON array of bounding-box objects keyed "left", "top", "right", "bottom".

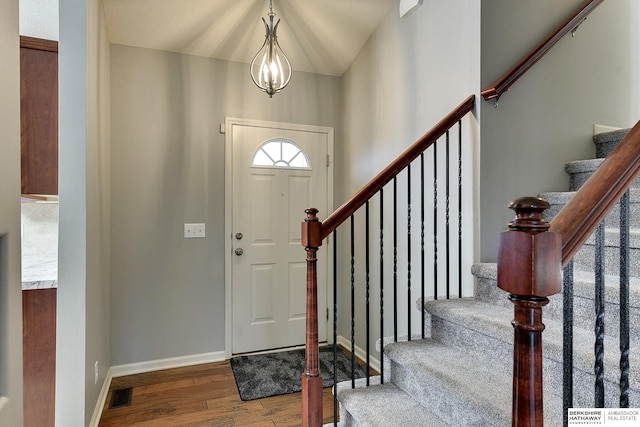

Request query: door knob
[{"left": 235, "top": 248, "right": 244, "bottom": 256}]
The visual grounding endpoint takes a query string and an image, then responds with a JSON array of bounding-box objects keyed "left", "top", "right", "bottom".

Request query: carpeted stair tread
[
  {"left": 572, "top": 269, "right": 640, "bottom": 307},
  {"left": 383, "top": 339, "right": 561, "bottom": 426},
  {"left": 473, "top": 262, "right": 640, "bottom": 327},
  {"left": 473, "top": 263, "right": 640, "bottom": 306},
  {"left": 565, "top": 158, "right": 603, "bottom": 174},
  {"left": 539, "top": 189, "right": 640, "bottom": 228},
  {"left": 581, "top": 227, "right": 640, "bottom": 247},
  {"left": 594, "top": 128, "right": 631, "bottom": 158},
  {"left": 338, "top": 383, "right": 448, "bottom": 426},
  {"left": 424, "top": 298, "right": 640, "bottom": 403},
  {"left": 572, "top": 228, "right": 640, "bottom": 277},
  {"left": 565, "top": 158, "right": 640, "bottom": 191},
  {"left": 540, "top": 189, "right": 640, "bottom": 206}
]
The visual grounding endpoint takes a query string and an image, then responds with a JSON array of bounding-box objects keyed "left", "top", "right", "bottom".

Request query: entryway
[{"left": 225, "top": 118, "right": 333, "bottom": 355}]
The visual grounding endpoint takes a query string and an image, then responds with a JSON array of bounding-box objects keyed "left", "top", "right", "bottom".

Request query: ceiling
[{"left": 102, "top": 0, "right": 396, "bottom": 77}]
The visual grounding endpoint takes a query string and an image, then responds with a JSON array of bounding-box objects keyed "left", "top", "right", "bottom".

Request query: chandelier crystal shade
[{"left": 250, "top": 0, "right": 292, "bottom": 97}]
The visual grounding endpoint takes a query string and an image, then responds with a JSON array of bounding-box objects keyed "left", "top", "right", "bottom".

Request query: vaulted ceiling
[{"left": 102, "top": 0, "right": 396, "bottom": 77}]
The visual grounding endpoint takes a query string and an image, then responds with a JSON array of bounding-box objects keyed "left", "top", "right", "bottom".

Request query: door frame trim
[{"left": 224, "top": 117, "right": 334, "bottom": 358}]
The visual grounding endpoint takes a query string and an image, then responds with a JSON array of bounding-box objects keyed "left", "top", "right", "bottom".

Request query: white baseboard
[
  {"left": 594, "top": 124, "right": 622, "bottom": 135},
  {"left": 89, "top": 351, "right": 226, "bottom": 425},
  {"left": 89, "top": 366, "right": 113, "bottom": 427},
  {"left": 336, "top": 335, "right": 381, "bottom": 374},
  {"left": 110, "top": 351, "right": 226, "bottom": 378}
]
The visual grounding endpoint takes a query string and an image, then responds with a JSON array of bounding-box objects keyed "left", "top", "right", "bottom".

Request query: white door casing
[{"left": 225, "top": 118, "right": 333, "bottom": 355}]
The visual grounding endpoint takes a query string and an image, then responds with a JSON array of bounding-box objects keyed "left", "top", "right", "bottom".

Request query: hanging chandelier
[{"left": 250, "top": 0, "right": 292, "bottom": 97}]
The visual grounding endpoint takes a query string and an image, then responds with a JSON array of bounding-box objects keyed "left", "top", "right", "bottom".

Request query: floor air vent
[{"left": 108, "top": 387, "right": 133, "bottom": 409}]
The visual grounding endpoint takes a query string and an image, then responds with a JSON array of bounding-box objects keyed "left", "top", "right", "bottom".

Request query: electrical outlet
[
  {"left": 94, "top": 361, "right": 99, "bottom": 385},
  {"left": 184, "top": 223, "right": 206, "bottom": 238}
]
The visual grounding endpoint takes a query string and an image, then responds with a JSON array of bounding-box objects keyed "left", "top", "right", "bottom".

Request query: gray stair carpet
[
  {"left": 335, "top": 128, "right": 635, "bottom": 426},
  {"left": 336, "top": 337, "right": 562, "bottom": 426},
  {"left": 337, "top": 383, "right": 448, "bottom": 427},
  {"left": 541, "top": 189, "right": 640, "bottom": 228},
  {"left": 425, "top": 297, "right": 640, "bottom": 408},
  {"left": 473, "top": 263, "right": 640, "bottom": 338},
  {"left": 594, "top": 128, "right": 631, "bottom": 158}
]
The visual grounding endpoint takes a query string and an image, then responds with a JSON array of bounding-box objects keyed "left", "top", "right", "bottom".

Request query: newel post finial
[
  {"left": 508, "top": 196, "right": 551, "bottom": 232},
  {"left": 498, "top": 197, "right": 562, "bottom": 427},
  {"left": 301, "top": 207, "right": 323, "bottom": 427}
]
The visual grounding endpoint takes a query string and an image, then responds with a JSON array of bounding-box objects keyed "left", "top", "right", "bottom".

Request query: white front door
[{"left": 227, "top": 119, "right": 331, "bottom": 354}]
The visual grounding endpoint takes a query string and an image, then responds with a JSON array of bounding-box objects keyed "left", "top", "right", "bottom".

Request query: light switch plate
[{"left": 184, "top": 223, "right": 206, "bottom": 238}]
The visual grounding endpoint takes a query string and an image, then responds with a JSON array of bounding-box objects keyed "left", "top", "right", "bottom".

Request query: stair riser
[
  {"left": 572, "top": 294, "right": 640, "bottom": 339},
  {"left": 570, "top": 171, "right": 640, "bottom": 192},
  {"left": 573, "top": 244, "right": 640, "bottom": 278},
  {"left": 594, "top": 129, "right": 630, "bottom": 158},
  {"left": 475, "top": 274, "right": 640, "bottom": 339},
  {"left": 476, "top": 274, "right": 563, "bottom": 320},
  {"left": 545, "top": 356, "right": 639, "bottom": 408},
  {"left": 545, "top": 200, "right": 640, "bottom": 229},
  {"left": 386, "top": 353, "right": 511, "bottom": 426},
  {"left": 427, "top": 314, "right": 640, "bottom": 408}
]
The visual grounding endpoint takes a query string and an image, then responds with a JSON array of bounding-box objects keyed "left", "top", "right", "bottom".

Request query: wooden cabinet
[
  {"left": 23, "top": 288, "right": 56, "bottom": 427},
  {"left": 20, "top": 36, "right": 58, "bottom": 195}
]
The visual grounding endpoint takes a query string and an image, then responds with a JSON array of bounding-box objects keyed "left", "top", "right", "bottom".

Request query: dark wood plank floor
[{"left": 98, "top": 360, "right": 337, "bottom": 426}]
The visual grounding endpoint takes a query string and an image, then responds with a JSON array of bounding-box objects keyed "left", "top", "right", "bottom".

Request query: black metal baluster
[
  {"left": 445, "top": 131, "right": 450, "bottom": 299},
  {"left": 563, "top": 260, "right": 574, "bottom": 427},
  {"left": 379, "top": 189, "right": 385, "bottom": 384},
  {"left": 620, "top": 190, "right": 630, "bottom": 407},
  {"left": 393, "top": 177, "right": 398, "bottom": 342},
  {"left": 594, "top": 222, "right": 605, "bottom": 407},
  {"left": 365, "top": 201, "right": 371, "bottom": 385},
  {"left": 407, "top": 164, "right": 412, "bottom": 340},
  {"left": 458, "top": 121, "right": 463, "bottom": 297},
  {"left": 421, "top": 153, "right": 426, "bottom": 339},
  {"left": 350, "top": 214, "right": 356, "bottom": 388},
  {"left": 333, "top": 230, "right": 338, "bottom": 426},
  {"left": 433, "top": 143, "right": 438, "bottom": 300}
]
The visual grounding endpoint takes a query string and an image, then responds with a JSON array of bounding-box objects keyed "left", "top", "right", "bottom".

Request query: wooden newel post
[
  {"left": 497, "top": 197, "right": 562, "bottom": 427},
  {"left": 301, "top": 208, "right": 323, "bottom": 427}
]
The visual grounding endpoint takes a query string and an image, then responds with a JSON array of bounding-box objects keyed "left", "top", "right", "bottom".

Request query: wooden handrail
[
  {"left": 550, "top": 120, "right": 640, "bottom": 266},
  {"left": 498, "top": 123, "right": 640, "bottom": 426},
  {"left": 481, "top": 0, "right": 605, "bottom": 102},
  {"left": 321, "top": 94, "right": 475, "bottom": 239},
  {"left": 301, "top": 94, "right": 476, "bottom": 426}
]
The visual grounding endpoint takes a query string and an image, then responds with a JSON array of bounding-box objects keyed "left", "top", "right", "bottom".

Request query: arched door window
[{"left": 251, "top": 139, "right": 311, "bottom": 169}]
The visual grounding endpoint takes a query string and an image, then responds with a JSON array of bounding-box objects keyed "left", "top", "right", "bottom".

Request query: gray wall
[
  {"left": 338, "top": 1, "right": 480, "bottom": 356},
  {"left": 480, "top": 0, "right": 640, "bottom": 261},
  {"left": 57, "top": 0, "right": 111, "bottom": 424},
  {"left": 109, "top": 44, "right": 341, "bottom": 365},
  {"left": 0, "top": 0, "right": 24, "bottom": 424}
]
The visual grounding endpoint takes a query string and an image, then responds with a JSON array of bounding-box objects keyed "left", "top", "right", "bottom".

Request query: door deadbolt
[
  {"left": 235, "top": 248, "right": 244, "bottom": 256},
  {"left": 235, "top": 232, "right": 243, "bottom": 240}
]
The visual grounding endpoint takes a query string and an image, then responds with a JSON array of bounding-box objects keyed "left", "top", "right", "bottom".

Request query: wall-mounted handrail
[
  {"left": 481, "top": 0, "right": 605, "bottom": 102},
  {"left": 549, "top": 120, "right": 640, "bottom": 266},
  {"left": 321, "top": 95, "right": 475, "bottom": 239}
]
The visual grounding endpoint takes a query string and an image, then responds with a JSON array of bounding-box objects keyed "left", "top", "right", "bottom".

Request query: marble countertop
[{"left": 22, "top": 255, "right": 58, "bottom": 290}]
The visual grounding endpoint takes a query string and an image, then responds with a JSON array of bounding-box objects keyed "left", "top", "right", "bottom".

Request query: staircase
[{"left": 333, "top": 128, "right": 639, "bottom": 426}]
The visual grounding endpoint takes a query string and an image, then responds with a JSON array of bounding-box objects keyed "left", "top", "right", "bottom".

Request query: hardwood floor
[{"left": 98, "top": 360, "right": 337, "bottom": 426}]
